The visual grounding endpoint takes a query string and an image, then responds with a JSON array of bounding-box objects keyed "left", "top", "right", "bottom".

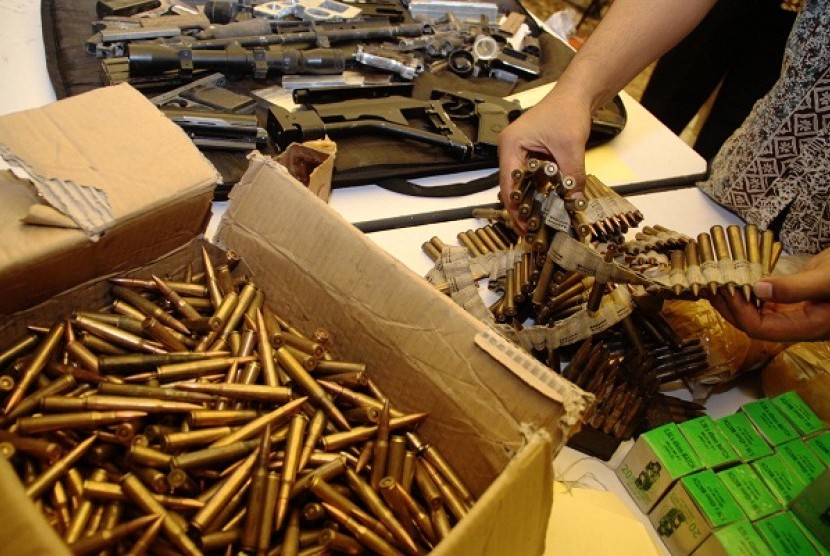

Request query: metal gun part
[
  {"left": 160, "top": 108, "right": 269, "bottom": 150},
  {"left": 353, "top": 45, "right": 424, "bottom": 79},
  {"left": 254, "top": 0, "right": 363, "bottom": 22},
  {"left": 149, "top": 73, "right": 256, "bottom": 113},
  {"left": 266, "top": 96, "right": 474, "bottom": 158},
  {"left": 431, "top": 89, "right": 522, "bottom": 151}
]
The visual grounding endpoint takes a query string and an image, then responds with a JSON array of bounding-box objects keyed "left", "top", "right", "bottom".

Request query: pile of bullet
[{"left": 0, "top": 246, "right": 475, "bottom": 555}]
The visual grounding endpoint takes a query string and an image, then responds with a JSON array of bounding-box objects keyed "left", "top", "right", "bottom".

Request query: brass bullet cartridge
[
  {"left": 356, "top": 440, "right": 375, "bottom": 474},
  {"left": 419, "top": 459, "right": 467, "bottom": 521},
  {"left": 770, "top": 240, "right": 783, "bottom": 272},
  {"left": 261, "top": 308, "right": 285, "bottom": 350},
  {"left": 275, "top": 414, "right": 308, "bottom": 531},
  {"left": 40, "top": 395, "right": 202, "bottom": 414},
  {"left": 165, "top": 467, "right": 199, "bottom": 497},
  {"left": 171, "top": 438, "right": 257, "bottom": 470},
  {"left": 79, "top": 333, "right": 128, "bottom": 355},
  {"left": 401, "top": 451, "right": 417, "bottom": 494},
  {"left": 110, "top": 285, "right": 191, "bottom": 336},
  {"left": 760, "top": 229, "right": 775, "bottom": 275},
  {"left": 0, "top": 375, "right": 14, "bottom": 393},
  {"left": 161, "top": 427, "right": 236, "bottom": 452},
  {"left": 290, "top": 455, "right": 348, "bottom": 499},
  {"left": 148, "top": 355, "right": 256, "bottom": 383},
  {"left": 0, "top": 441, "right": 14, "bottom": 460},
  {"left": 3, "top": 320, "right": 66, "bottom": 415},
  {"left": 64, "top": 339, "right": 101, "bottom": 375},
  {"left": 745, "top": 224, "right": 761, "bottom": 268},
  {"left": 18, "top": 411, "right": 147, "bottom": 435},
  {"left": 669, "top": 250, "right": 686, "bottom": 297},
  {"left": 1, "top": 373, "right": 76, "bottom": 423},
  {"left": 125, "top": 444, "right": 173, "bottom": 468},
  {"left": 474, "top": 227, "right": 500, "bottom": 253},
  {"left": 131, "top": 464, "right": 170, "bottom": 495},
  {"left": 174, "top": 382, "right": 292, "bottom": 404},
  {"left": 276, "top": 347, "right": 350, "bottom": 431},
  {"left": 212, "top": 282, "right": 258, "bottom": 349},
  {"left": 318, "top": 527, "right": 364, "bottom": 555},
  {"left": 406, "top": 433, "right": 474, "bottom": 507},
  {"left": 343, "top": 406, "right": 381, "bottom": 425},
  {"left": 431, "top": 506, "right": 452, "bottom": 541},
  {"left": 242, "top": 427, "right": 273, "bottom": 550},
  {"left": 684, "top": 240, "right": 702, "bottom": 297},
  {"left": 211, "top": 396, "right": 308, "bottom": 448},
  {"left": 726, "top": 224, "right": 753, "bottom": 302},
  {"left": 97, "top": 382, "right": 214, "bottom": 404},
  {"left": 110, "top": 276, "right": 208, "bottom": 298},
  {"left": 142, "top": 317, "right": 189, "bottom": 353},
  {"left": 281, "top": 508, "right": 302, "bottom": 556},
  {"left": 201, "top": 478, "right": 251, "bottom": 536},
  {"left": 310, "top": 477, "right": 394, "bottom": 544},
  {"left": 73, "top": 311, "right": 145, "bottom": 337},
  {"left": 191, "top": 449, "right": 258, "bottom": 534},
  {"left": 195, "top": 292, "right": 239, "bottom": 352},
  {"left": 258, "top": 472, "right": 280, "bottom": 553},
  {"left": 120, "top": 473, "right": 203, "bottom": 556},
  {"left": 254, "top": 309, "right": 280, "bottom": 388},
  {"left": 282, "top": 331, "right": 325, "bottom": 359},
  {"left": 51, "top": 481, "right": 72, "bottom": 533},
  {"left": 73, "top": 316, "right": 166, "bottom": 356},
  {"left": 696, "top": 232, "right": 719, "bottom": 295},
  {"left": 371, "top": 400, "right": 391, "bottom": 490},
  {"left": 285, "top": 344, "right": 319, "bottom": 372},
  {"left": 66, "top": 468, "right": 108, "bottom": 544},
  {"left": 314, "top": 360, "right": 367, "bottom": 376},
  {"left": 345, "top": 468, "right": 421, "bottom": 556},
  {"left": 321, "top": 413, "right": 428, "bottom": 452},
  {"left": 181, "top": 316, "right": 221, "bottom": 335},
  {"left": 201, "top": 246, "right": 224, "bottom": 309},
  {"left": 215, "top": 262, "right": 236, "bottom": 298},
  {"left": 472, "top": 208, "right": 511, "bottom": 222},
  {"left": 303, "top": 501, "right": 327, "bottom": 522},
  {"left": 390, "top": 479, "right": 437, "bottom": 546},
  {"left": 0, "top": 333, "right": 38, "bottom": 370},
  {"left": 710, "top": 225, "right": 736, "bottom": 296},
  {"left": 200, "top": 528, "right": 241, "bottom": 553},
  {"left": 124, "top": 515, "right": 164, "bottom": 556},
  {"left": 97, "top": 352, "right": 228, "bottom": 374},
  {"left": 456, "top": 231, "right": 481, "bottom": 256},
  {"left": 151, "top": 274, "right": 202, "bottom": 321},
  {"left": 68, "top": 512, "right": 160, "bottom": 556},
  {"left": 186, "top": 409, "right": 259, "bottom": 428},
  {"left": 413, "top": 460, "right": 443, "bottom": 511},
  {"left": 377, "top": 477, "right": 419, "bottom": 544},
  {"left": 298, "top": 409, "right": 327, "bottom": 472}
]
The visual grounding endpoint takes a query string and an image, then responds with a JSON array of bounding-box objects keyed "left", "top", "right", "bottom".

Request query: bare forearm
[{"left": 554, "top": 0, "right": 717, "bottom": 111}]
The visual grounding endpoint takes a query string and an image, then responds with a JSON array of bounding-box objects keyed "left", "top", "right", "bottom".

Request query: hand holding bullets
[{"left": 0, "top": 245, "right": 476, "bottom": 555}]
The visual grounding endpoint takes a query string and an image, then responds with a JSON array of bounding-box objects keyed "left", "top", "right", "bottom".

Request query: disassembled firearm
[{"left": 0, "top": 245, "right": 476, "bottom": 554}]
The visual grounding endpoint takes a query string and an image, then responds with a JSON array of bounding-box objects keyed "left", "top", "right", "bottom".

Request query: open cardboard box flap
[{"left": 0, "top": 84, "right": 218, "bottom": 315}]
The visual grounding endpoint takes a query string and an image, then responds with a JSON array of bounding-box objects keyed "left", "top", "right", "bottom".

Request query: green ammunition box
[
  {"left": 778, "top": 439, "right": 826, "bottom": 484},
  {"left": 772, "top": 391, "right": 826, "bottom": 437},
  {"left": 741, "top": 399, "right": 799, "bottom": 446},
  {"left": 751, "top": 453, "right": 808, "bottom": 505},
  {"left": 793, "top": 513, "right": 830, "bottom": 556},
  {"left": 716, "top": 413, "right": 774, "bottom": 462},
  {"left": 649, "top": 470, "right": 745, "bottom": 556},
  {"left": 691, "top": 520, "right": 774, "bottom": 556},
  {"left": 806, "top": 432, "right": 830, "bottom": 468},
  {"left": 616, "top": 423, "right": 704, "bottom": 513},
  {"left": 754, "top": 512, "right": 821, "bottom": 556},
  {"left": 717, "top": 464, "right": 781, "bottom": 521},
  {"left": 791, "top": 470, "right": 830, "bottom": 549},
  {"left": 679, "top": 416, "right": 741, "bottom": 470}
]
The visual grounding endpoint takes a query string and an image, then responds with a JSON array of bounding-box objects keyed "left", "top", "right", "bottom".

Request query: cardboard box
[
  {"left": 778, "top": 439, "right": 826, "bottom": 485},
  {"left": 807, "top": 432, "right": 830, "bottom": 468},
  {"left": 751, "top": 453, "right": 809, "bottom": 506},
  {"left": 691, "top": 520, "right": 774, "bottom": 556},
  {"left": 0, "top": 83, "right": 218, "bottom": 315},
  {"left": 616, "top": 423, "right": 704, "bottom": 513},
  {"left": 717, "top": 464, "right": 781, "bottom": 522},
  {"left": 772, "top": 392, "right": 826, "bottom": 438},
  {"left": 679, "top": 416, "right": 741, "bottom": 470},
  {"left": 793, "top": 512, "right": 830, "bottom": 556},
  {"left": 741, "top": 399, "right": 799, "bottom": 447},
  {"left": 754, "top": 512, "right": 823, "bottom": 556},
  {"left": 648, "top": 470, "right": 745, "bottom": 556},
  {"left": 790, "top": 470, "right": 830, "bottom": 549},
  {"left": 716, "top": 412, "right": 774, "bottom": 462},
  {"left": 0, "top": 153, "right": 590, "bottom": 554}
]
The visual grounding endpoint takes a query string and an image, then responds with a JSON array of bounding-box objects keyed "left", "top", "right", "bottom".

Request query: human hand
[
  {"left": 497, "top": 86, "right": 593, "bottom": 234},
  {"left": 710, "top": 248, "right": 830, "bottom": 342}
]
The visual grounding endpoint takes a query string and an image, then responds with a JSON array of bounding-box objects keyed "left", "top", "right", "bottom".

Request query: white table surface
[{"left": 0, "top": 4, "right": 761, "bottom": 555}]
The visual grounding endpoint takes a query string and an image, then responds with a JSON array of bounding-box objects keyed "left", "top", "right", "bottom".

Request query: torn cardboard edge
[
  {"left": 1, "top": 144, "right": 112, "bottom": 239},
  {"left": 274, "top": 138, "right": 337, "bottom": 202}
]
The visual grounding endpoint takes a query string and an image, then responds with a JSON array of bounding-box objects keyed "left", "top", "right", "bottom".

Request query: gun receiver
[
  {"left": 431, "top": 89, "right": 522, "bottom": 152},
  {"left": 160, "top": 108, "right": 269, "bottom": 150},
  {"left": 266, "top": 96, "right": 474, "bottom": 159}
]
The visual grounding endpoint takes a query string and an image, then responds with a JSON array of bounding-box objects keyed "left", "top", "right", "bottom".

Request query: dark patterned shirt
[{"left": 698, "top": 0, "right": 830, "bottom": 254}]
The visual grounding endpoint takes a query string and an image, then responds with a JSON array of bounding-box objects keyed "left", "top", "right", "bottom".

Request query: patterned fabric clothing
[{"left": 697, "top": 0, "right": 830, "bottom": 255}]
